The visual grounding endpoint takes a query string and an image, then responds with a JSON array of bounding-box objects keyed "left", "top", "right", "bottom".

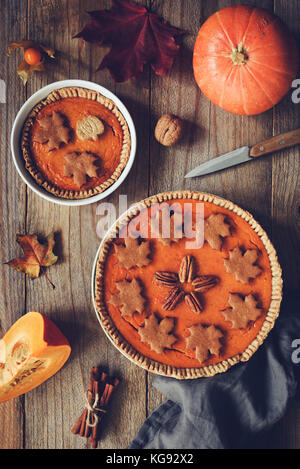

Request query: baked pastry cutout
[
  {"left": 138, "top": 314, "right": 177, "bottom": 354},
  {"left": 76, "top": 115, "right": 105, "bottom": 141},
  {"left": 150, "top": 205, "right": 183, "bottom": 245},
  {"left": 63, "top": 152, "right": 100, "bottom": 188},
  {"left": 108, "top": 278, "right": 146, "bottom": 318},
  {"left": 185, "top": 324, "right": 223, "bottom": 364},
  {"left": 222, "top": 293, "right": 262, "bottom": 329},
  {"left": 114, "top": 238, "right": 152, "bottom": 270},
  {"left": 223, "top": 246, "right": 262, "bottom": 283},
  {"left": 204, "top": 213, "right": 231, "bottom": 250},
  {"left": 34, "top": 111, "right": 71, "bottom": 151}
]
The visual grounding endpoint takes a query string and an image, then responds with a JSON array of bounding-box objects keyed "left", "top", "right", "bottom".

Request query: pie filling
[
  {"left": 102, "top": 199, "right": 273, "bottom": 368},
  {"left": 28, "top": 97, "right": 124, "bottom": 192}
]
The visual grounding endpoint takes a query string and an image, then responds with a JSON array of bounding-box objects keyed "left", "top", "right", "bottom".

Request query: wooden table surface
[{"left": 0, "top": 0, "right": 300, "bottom": 449}]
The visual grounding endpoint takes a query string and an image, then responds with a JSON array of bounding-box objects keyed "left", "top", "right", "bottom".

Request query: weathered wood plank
[
  {"left": 96, "top": 0, "right": 152, "bottom": 447},
  {"left": 23, "top": 0, "right": 82, "bottom": 449},
  {"left": 265, "top": 0, "right": 300, "bottom": 449},
  {"left": 271, "top": 0, "right": 300, "bottom": 291},
  {"left": 0, "top": 0, "right": 28, "bottom": 450},
  {"left": 23, "top": 0, "right": 150, "bottom": 449}
]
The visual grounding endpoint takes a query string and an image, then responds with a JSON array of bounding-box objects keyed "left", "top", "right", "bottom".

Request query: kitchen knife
[{"left": 185, "top": 128, "right": 300, "bottom": 178}]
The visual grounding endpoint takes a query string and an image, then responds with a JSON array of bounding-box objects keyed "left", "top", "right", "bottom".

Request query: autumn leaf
[
  {"left": 5, "top": 233, "right": 58, "bottom": 288},
  {"left": 74, "top": 0, "right": 186, "bottom": 82}
]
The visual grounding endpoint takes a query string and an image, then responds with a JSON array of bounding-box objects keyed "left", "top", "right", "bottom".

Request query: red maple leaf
[{"left": 75, "top": 0, "right": 186, "bottom": 82}]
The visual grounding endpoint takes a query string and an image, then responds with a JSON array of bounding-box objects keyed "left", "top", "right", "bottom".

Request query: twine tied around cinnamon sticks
[
  {"left": 85, "top": 390, "right": 106, "bottom": 428},
  {"left": 71, "top": 366, "right": 120, "bottom": 448}
]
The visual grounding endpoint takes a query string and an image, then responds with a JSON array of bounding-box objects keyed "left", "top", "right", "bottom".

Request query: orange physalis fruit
[
  {"left": 8, "top": 40, "right": 55, "bottom": 85},
  {"left": 0, "top": 312, "right": 71, "bottom": 402},
  {"left": 24, "top": 47, "right": 42, "bottom": 65}
]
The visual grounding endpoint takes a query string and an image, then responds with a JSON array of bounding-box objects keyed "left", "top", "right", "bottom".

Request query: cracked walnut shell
[{"left": 154, "top": 114, "right": 184, "bottom": 146}]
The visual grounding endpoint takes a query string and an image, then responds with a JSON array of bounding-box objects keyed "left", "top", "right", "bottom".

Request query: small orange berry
[{"left": 24, "top": 48, "right": 42, "bottom": 66}]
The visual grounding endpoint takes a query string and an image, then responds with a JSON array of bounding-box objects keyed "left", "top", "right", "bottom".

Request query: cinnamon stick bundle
[{"left": 71, "top": 366, "right": 120, "bottom": 448}]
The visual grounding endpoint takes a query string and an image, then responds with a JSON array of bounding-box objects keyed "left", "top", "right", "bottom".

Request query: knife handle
[{"left": 250, "top": 128, "right": 300, "bottom": 158}]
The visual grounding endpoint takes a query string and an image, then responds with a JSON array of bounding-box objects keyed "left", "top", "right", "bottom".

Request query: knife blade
[
  {"left": 185, "top": 146, "right": 250, "bottom": 178},
  {"left": 185, "top": 128, "right": 300, "bottom": 178}
]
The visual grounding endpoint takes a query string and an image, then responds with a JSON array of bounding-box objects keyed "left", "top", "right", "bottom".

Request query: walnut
[{"left": 154, "top": 114, "right": 184, "bottom": 146}]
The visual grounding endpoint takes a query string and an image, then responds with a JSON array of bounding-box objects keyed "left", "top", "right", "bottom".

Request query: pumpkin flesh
[{"left": 0, "top": 312, "right": 71, "bottom": 402}]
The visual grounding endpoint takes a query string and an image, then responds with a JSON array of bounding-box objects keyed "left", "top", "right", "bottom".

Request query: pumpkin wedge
[{"left": 0, "top": 312, "right": 71, "bottom": 402}]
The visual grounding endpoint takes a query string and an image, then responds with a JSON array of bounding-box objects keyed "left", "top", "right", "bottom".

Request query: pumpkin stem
[{"left": 228, "top": 43, "right": 248, "bottom": 66}]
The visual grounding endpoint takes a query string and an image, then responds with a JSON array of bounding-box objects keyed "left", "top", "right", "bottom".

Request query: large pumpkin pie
[
  {"left": 21, "top": 87, "right": 131, "bottom": 199},
  {"left": 94, "top": 191, "right": 282, "bottom": 379}
]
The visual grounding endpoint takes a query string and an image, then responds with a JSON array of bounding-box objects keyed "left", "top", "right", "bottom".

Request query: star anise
[{"left": 153, "top": 255, "right": 218, "bottom": 313}]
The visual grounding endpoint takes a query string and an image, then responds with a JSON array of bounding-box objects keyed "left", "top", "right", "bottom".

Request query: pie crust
[
  {"left": 94, "top": 191, "right": 282, "bottom": 379},
  {"left": 21, "top": 87, "right": 131, "bottom": 199}
]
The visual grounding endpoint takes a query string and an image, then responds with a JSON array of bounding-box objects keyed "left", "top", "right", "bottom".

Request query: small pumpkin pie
[
  {"left": 21, "top": 87, "right": 131, "bottom": 199},
  {"left": 94, "top": 191, "right": 282, "bottom": 379}
]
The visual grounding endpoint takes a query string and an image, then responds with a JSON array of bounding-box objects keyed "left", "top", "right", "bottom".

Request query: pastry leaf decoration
[
  {"left": 74, "top": 0, "right": 186, "bottom": 82},
  {"left": 5, "top": 233, "right": 58, "bottom": 288},
  {"left": 63, "top": 152, "right": 100, "bottom": 188},
  {"left": 138, "top": 314, "right": 177, "bottom": 354},
  {"left": 222, "top": 293, "right": 262, "bottom": 329},
  {"left": 223, "top": 246, "right": 262, "bottom": 284},
  {"left": 76, "top": 115, "right": 105, "bottom": 141},
  {"left": 34, "top": 111, "right": 71, "bottom": 151},
  {"left": 185, "top": 324, "right": 223, "bottom": 364},
  {"left": 114, "top": 238, "right": 152, "bottom": 270},
  {"left": 150, "top": 206, "right": 183, "bottom": 245},
  {"left": 108, "top": 278, "right": 146, "bottom": 317},
  {"left": 204, "top": 213, "right": 231, "bottom": 250}
]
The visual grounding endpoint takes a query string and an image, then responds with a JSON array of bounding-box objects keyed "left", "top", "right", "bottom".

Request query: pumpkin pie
[
  {"left": 94, "top": 191, "right": 282, "bottom": 379},
  {"left": 21, "top": 87, "right": 131, "bottom": 199}
]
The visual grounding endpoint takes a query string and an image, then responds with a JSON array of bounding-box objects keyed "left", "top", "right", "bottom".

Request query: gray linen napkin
[{"left": 130, "top": 293, "right": 300, "bottom": 449}]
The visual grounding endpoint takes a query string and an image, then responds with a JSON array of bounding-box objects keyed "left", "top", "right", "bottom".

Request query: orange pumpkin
[
  {"left": 0, "top": 312, "right": 71, "bottom": 402},
  {"left": 193, "top": 5, "right": 299, "bottom": 115}
]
